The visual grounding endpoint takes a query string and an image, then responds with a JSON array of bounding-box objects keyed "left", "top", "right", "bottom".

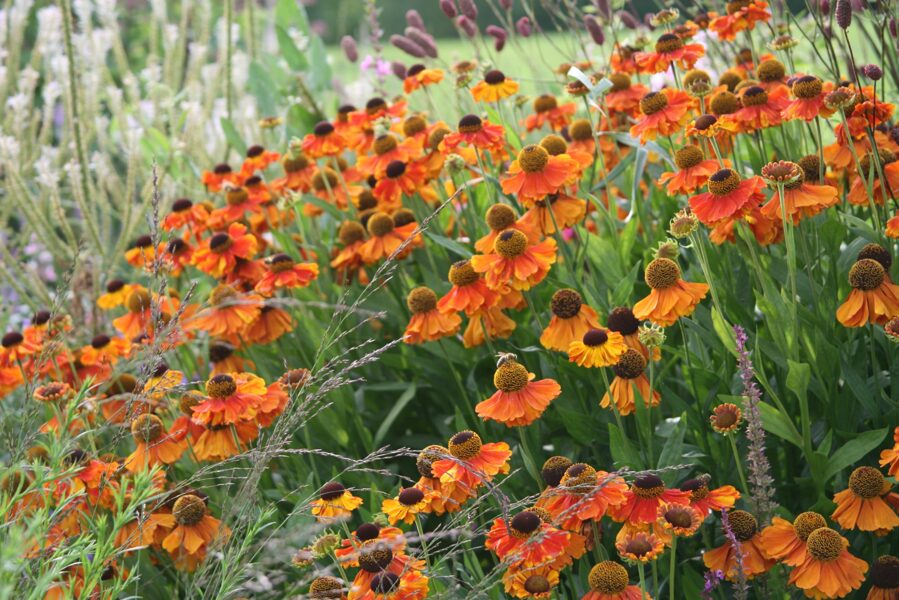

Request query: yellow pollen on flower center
[
  {"left": 172, "top": 494, "right": 207, "bottom": 526},
  {"left": 225, "top": 187, "right": 249, "bottom": 206},
  {"left": 126, "top": 289, "right": 152, "bottom": 313},
  {"left": 373, "top": 135, "right": 398, "bottom": 155},
  {"left": 741, "top": 86, "right": 769, "bottom": 106},
  {"left": 540, "top": 134, "right": 568, "bottom": 156},
  {"left": 645, "top": 258, "right": 681, "bottom": 290},
  {"left": 848, "top": 465, "right": 885, "bottom": 498},
  {"left": 518, "top": 145, "right": 550, "bottom": 173},
  {"left": 406, "top": 287, "right": 438, "bottom": 314},
  {"left": 339, "top": 221, "right": 366, "bottom": 245},
  {"left": 710, "top": 91, "right": 740, "bottom": 115},
  {"left": 541, "top": 455, "right": 573, "bottom": 487},
  {"left": 708, "top": 168, "right": 741, "bottom": 195},
  {"left": 793, "top": 511, "right": 827, "bottom": 541},
  {"left": 209, "top": 284, "right": 238, "bottom": 305},
  {"left": 613, "top": 349, "right": 646, "bottom": 379},
  {"left": 849, "top": 259, "right": 886, "bottom": 291},
  {"left": 588, "top": 561, "right": 629, "bottom": 594},
  {"left": 550, "top": 288, "right": 583, "bottom": 318},
  {"left": 206, "top": 374, "right": 237, "bottom": 398},
  {"left": 655, "top": 33, "right": 683, "bottom": 54},
  {"left": 640, "top": 92, "right": 669, "bottom": 115},
  {"left": 675, "top": 145, "right": 705, "bottom": 170},
  {"left": 561, "top": 463, "right": 597, "bottom": 490},
  {"left": 485, "top": 203, "right": 517, "bottom": 231},
  {"left": 448, "top": 260, "right": 480, "bottom": 286},
  {"left": 130, "top": 413, "right": 164, "bottom": 443},
  {"left": 727, "top": 510, "right": 758, "bottom": 541},
  {"left": 793, "top": 75, "right": 823, "bottom": 99},
  {"left": 449, "top": 430, "right": 482, "bottom": 459},
  {"left": 367, "top": 212, "right": 395, "bottom": 237},
  {"left": 417, "top": 445, "right": 447, "bottom": 478},
  {"left": 494, "top": 361, "right": 529, "bottom": 392},
  {"left": 806, "top": 528, "right": 843, "bottom": 562},
  {"left": 494, "top": 229, "right": 528, "bottom": 258},
  {"left": 609, "top": 73, "right": 632, "bottom": 92},
  {"left": 569, "top": 118, "right": 594, "bottom": 141},
  {"left": 757, "top": 59, "right": 786, "bottom": 82},
  {"left": 534, "top": 94, "right": 558, "bottom": 113}
]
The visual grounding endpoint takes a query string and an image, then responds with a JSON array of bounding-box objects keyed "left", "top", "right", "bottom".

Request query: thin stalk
[
  {"left": 668, "top": 537, "right": 677, "bottom": 599},
  {"left": 727, "top": 435, "right": 750, "bottom": 496}
]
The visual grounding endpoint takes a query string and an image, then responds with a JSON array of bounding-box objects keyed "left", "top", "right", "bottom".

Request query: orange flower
[
  {"left": 601, "top": 349, "right": 660, "bottom": 416},
  {"left": 847, "top": 152, "right": 899, "bottom": 207},
  {"left": 832, "top": 466, "right": 899, "bottom": 532},
  {"left": 503, "top": 563, "right": 560, "bottom": 599},
  {"left": 760, "top": 163, "right": 839, "bottom": 224},
  {"left": 727, "top": 84, "right": 790, "bottom": 131},
  {"left": 162, "top": 198, "right": 209, "bottom": 236},
  {"left": 97, "top": 280, "right": 134, "bottom": 309},
  {"left": 607, "top": 306, "right": 659, "bottom": 362},
  {"left": 358, "top": 133, "right": 420, "bottom": 179},
  {"left": 373, "top": 160, "right": 429, "bottom": 207},
  {"left": 788, "top": 527, "right": 868, "bottom": 598},
  {"left": 540, "top": 289, "right": 601, "bottom": 352},
  {"left": 381, "top": 487, "right": 433, "bottom": 525},
  {"left": 879, "top": 426, "right": 899, "bottom": 476},
  {"left": 611, "top": 474, "right": 690, "bottom": 525},
  {"left": 441, "top": 114, "right": 506, "bottom": 153},
  {"left": 192, "top": 420, "right": 258, "bottom": 461},
  {"left": 689, "top": 168, "right": 765, "bottom": 225},
  {"left": 335, "top": 523, "right": 407, "bottom": 567},
  {"left": 680, "top": 476, "right": 739, "bottom": 516},
  {"left": 403, "top": 64, "right": 444, "bottom": 94},
  {"left": 523, "top": 95, "right": 577, "bottom": 132},
  {"left": 471, "top": 229, "right": 557, "bottom": 291},
  {"left": 201, "top": 162, "right": 243, "bottom": 192},
  {"left": 887, "top": 211, "right": 899, "bottom": 239},
  {"left": 350, "top": 542, "right": 428, "bottom": 600},
  {"left": 537, "top": 464, "right": 629, "bottom": 531},
  {"left": 632, "top": 258, "right": 709, "bottom": 326},
  {"left": 462, "top": 306, "right": 517, "bottom": 348},
  {"left": 759, "top": 512, "right": 827, "bottom": 567},
  {"left": 709, "top": 0, "right": 771, "bottom": 41},
  {"left": 158, "top": 494, "right": 230, "bottom": 569},
  {"left": 404, "top": 286, "right": 461, "bottom": 344},
  {"left": 656, "top": 502, "right": 702, "bottom": 538},
  {"left": 254, "top": 253, "right": 319, "bottom": 296},
  {"left": 474, "top": 203, "right": 537, "bottom": 254},
  {"left": 414, "top": 445, "right": 473, "bottom": 515},
  {"left": 568, "top": 328, "right": 628, "bottom": 368},
  {"left": 615, "top": 529, "right": 664, "bottom": 563},
  {"left": 208, "top": 184, "right": 266, "bottom": 224},
  {"left": 519, "top": 192, "right": 587, "bottom": 236},
  {"left": 630, "top": 88, "right": 695, "bottom": 143},
  {"left": 634, "top": 33, "right": 705, "bottom": 74},
  {"left": 658, "top": 146, "right": 727, "bottom": 195},
  {"left": 836, "top": 259, "right": 899, "bottom": 327},
  {"left": 611, "top": 44, "right": 639, "bottom": 74},
  {"left": 702, "top": 510, "right": 775, "bottom": 580},
  {"left": 867, "top": 555, "right": 899, "bottom": 599},
  {"left": 112, "top": 287, "right": 179, "bottom": 340},
  {"left": 301, "top": 120, "right": 347, "bottom": 158},
  {"left": 486, "top": 509, "right": 572, "bottom": 566},
  {"left": 311, "top": 482, "right": 364, "bottom": 522},
  {"left": 243, "top": 303, "right": 294, "bottom": 345},
  {"left": 123, "top": 414, "right": 186, "bottom": 472},
  {"left": 782, "top": 75, "right": 834, "bottom": 121},
  {"left": 272, "top": 151, "right": 315, "bottom": 193},
  {"left": 471, "top": 69, "right": 520, "bottom": 102},
  {"left": 437, "top": 260, "right": 498, "bottom": 316},
  {"left": 191, "top": 223, "right": 258, "bottom": 278},
  {"left": 331, "top": 221, "right": 369, "bottom": 285},
  {"left": 124, "top": 235, "right": 157, "bottom": 270},
  {"left": 501, "top": 145, "right": 578, "bottom": 202},
  {"left": 357, "top": 212, "right": 419, "bottom": 264},
  {"left": 186, "top": 284, "right": 264, "bottom": 340},
  {"left": 581, "top": 561, "right": 644, "bottom": 600},
  {"left": 191, "top": 372, "right": 267, "bottom": 426},
  {"left": 605, "top": 73, "right": 649, "bottom": 117},
  {"left": 431, "top": 430, "right": 511, "bottom": 496},
  {"left": 476, "top": 358, "right": 561, "bottom": 427}
]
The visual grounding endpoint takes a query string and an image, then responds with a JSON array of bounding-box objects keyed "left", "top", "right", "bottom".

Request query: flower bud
[
  {"left": 406, "top": 28, "right": 438, "bottom": 58},
  {"left": 835, "top": 0, "right": 851, "bottom": 29},
  {"left": 585, "top": 15, "right": 605, "bottom": 45},
  {"left": 863, "top": 64, "right": 883, "bottom": 81},
  {"left": 618, "top": 10, "right": 639, "bottom": 29},
  {"left": 457, "top": 15, "right": 477, "bottom": 37},
  {"left": 819, "top": 0, "right": 830, "bottom": 14},
  {"left": 390, "top": 34, "right": 426, "bottom": 58},
  {"left": 595, "top": 0, "right": 611, "bottom": 19},
  {"left": 440, "top": 0, "right": 457, "bottom": 18},
  {"left": 499, "top": 0, "right": 514, "bottom": 9},
  {"left": 459, "top": 0, "right": 478, "bottom": 20},
  {"left": 391, "top": 61, "right": 407, "bottom": 80},
  {"left": 516, "top": 16, "right": 532, "bottom": 36},
  {"left": 340, "top": 36, "right": 358, "bottom": 63},
  {"left": 890, "top": 17, "right": 898, "bottom": 38},
  {"left": 406, "top": 9, "right": 425, "bottom": 31}
]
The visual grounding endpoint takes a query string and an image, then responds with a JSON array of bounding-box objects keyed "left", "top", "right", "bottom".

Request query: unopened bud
[
  {"left": 390, "top": 34, "right": 426, "bottom": 58},
  {"left": 516, "top": 16, "right": 532, "bottom": 37},
  {"left": 585, "top": 15, "right": 605, "bottom": 45},
  {"left": 340, "top": 36, "right": 358, "bottom": 63},
  {"left": 459, "top": 0, "right": 478, "bottom": 20},
  {"left": 440, "top": 0, "right": 457, "bottom": 18},
  {"left": 457, "top": 15, "right": 477, "bottom": 37},
  {"left": 406, "top": 9, "right": 425, "bottom": 31},
  {"left": 835, "top": 0, "right": 851, "bottom": 29},
  {"left": 618, "top": 10, "right": 640, "bottom": 29}
]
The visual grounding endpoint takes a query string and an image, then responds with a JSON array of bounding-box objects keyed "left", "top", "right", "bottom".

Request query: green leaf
[
  {"left": 824, "top": 428, "right": 889, "bottom": 480},
  {"left": 786, "top": 360, "right": 811, "bottom": 402},
  {"left": 275, "top": 25, "right": 308, "bottom": 71},
  {"left": 220, "top": 118, "right": 246, "bottom": 155},
  {"left": 301, "top": 194, "right": 344, "bottom": 221},
  {"left": 286, "top": 103, "right": 318, "bottom": 138},
  {"left": 608, "top": 423, "right": 642, "bottom": 469},
  {"left": 424, "top": 232, "right": 473, "bottom": 258},
  {"left": 710, "top": 307, "right": 736, "bottom": 357},
  {"left": 657, "top": 414, "right": 687, "bottom": 469},
  {"left": 373, "top": 384, "right": 417, "bottom": 447},
  {"left": 758, "top": 402, "right": 802, "bottom": 448}
]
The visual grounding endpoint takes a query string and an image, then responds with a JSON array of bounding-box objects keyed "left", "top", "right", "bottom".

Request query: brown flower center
[
  {"left": 494, "top": 229, "right": 528, "bottom": 258},
  {"left": 645, "top": 258, "right": 680, "bottom": 290},
  {"left": 655, "top": 33, "right": 683, "bottom": 53},
  {"left": 130, "top": 414, "right": 164, "bottom": 443},
  {"left": 757, "top": 59, "right": 786, "bottom": 82},
  {"left": 518, "top": 145, "right": 550, "bottom": 173},
  {"left": 406, "top": 287, "right": 438, "bottom": 314},
  {"left": 339, "top": 221, "right": 366, "bottom": 245},
  {"left": 792, "top": 75, "right": 823, "bottom": 99},
  {"left": 588, "top": 561, "right": 629, "bottom": 593},
  {"left": 848, "top": 465, "right": 885, "bottom": 498},
  {"left": 609, "top": 72, "right": 632, "bottom": 92},
  {"left": 708, "top": 168, "right": 741, "bottom": 195},
  {"left": 569, "top": 118, "right": 594, "bottom": 141},
  {"left": 613, "top": 349, "right": 646, "bottom": 379},
  {"left": 523, "top": 575, "right": 551, "bottom": 593},
  {"left": 510, "top": 510, "right": 542, "bottom": 538},
  {"left": 870, "top": 555, "right": 899, "bottom": 588},
  {"left": 550, "top": 288, "right": 583, "bottom": 318},
  {"left": 358, "top": 541, "right": 393, "bottom": 573},
  {"left": 398, "top": 487, "right": 425, "bottom": 506},
  {"left": 793, "top": 511, "right": 827, "bottom": 541},
  {"left": 367, "top": 212, "right": 395, "bottom": 237},
  {"left": 632, "top": 474, "right": 665, "bottom": 499},
  {"left": 206, "top": 374, "right": 237, "bottom": 398},
  {"left": 710, "top": 91, "right": 740, "bottom": 115},
  {"left": 849, "top": 259, "right": 886, "bottom": 291},
  {"left": 540, "top": 134, "right": 568, "bottom": 156},
  {"left": 449, "top": 430, "right": 482, "bottom": 459},
  {"left": 582, "top": 328, "right": 609, "bottom": 347},
  {"left": 494, "top": 361, "right": 529, "bottom": 392},
  {"left": 416, "top": 445, "right": 447, "bottom": 478},
  {"left": 727, "top": 510, "right": 758, "bottom": 541},
  {"left": 541, "top": 456, "right": 573, "bottom": 487},
  {"left": 534, "top": 94, "right": 558, "bottom": 113},
  {"left": 172, "top": 494, "right": 207, "bottom": 526},
  {"left": 640, "top": 91, "right": 669, "bottom": 115},
  {"left": 675, "top": 145, "right": 705, "bottom": 170},
  {"left": 403, "top": 115, "right": 427, "bottom": 137},
  {"left": 561, "top": 463, "right": 597, "bottom": 490},
  {"left": 741, "top": 86, "right": 769, "bottom": 107},
  {"left": 485, "top": 203, "right": 516, "bottom": 231},
  {"left": 806, "top": 528, "right": 843, "bottom": 562}
]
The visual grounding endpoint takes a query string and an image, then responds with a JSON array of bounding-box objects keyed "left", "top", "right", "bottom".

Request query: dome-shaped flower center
[
  {"left": 356, "top": 522, "right": 381, "bottom": 541},
  {"left": 283, "top": 153, "right": 310, "bottom": 173},
  {"left": 534, "top": 94, "right": 558, "bottom": 113},
  {"left": 448, "top": 260, "right": 480, "bottom": 286},
  {"left": 640, "top": 91, "right": 669, "bottom": 115},
  {"left": 206, "top": 374, "right": 237, "bottom": 398},
  {"left": 225, "top": 187, "right": 249, "bottom": 206},
  {"left": 428, "top": 127, "right": 450, "bottom": 150},
  {"left": 2, "top": 331, "right": 26, "bottom": 348},
  {"left": 171, "top": 198, "right": 193, "bottom": 212},
  {"left": 561, "top": 462, "right": 597, "bottom": 489},
  {"left": 358, "top": 541, "right": 393, "bottom": 573},
  {"left": 550, "top": 289, "right": 583, "bottom": 318},
  {"left": 849, "top": 259, "right": 886, "bottom": 291},
  {"left": 609, "top": 72, "right": 631, "bottom": 92},
  {"left": 613, "top": 349, "right": 646, "bottom": 379},
  {"left": 540, "top": 134, "right": 568, "bottom": 156},
  {"left": 683, "top": 69, "right": 711, "bottom": 90},
  {"left": 267, "top": 253, "right": 295, "bottom": 273},
  {"left": 655, "top": 33, "right": 684, "bottom": 53},
  {"left": 569, "top": 118, "right": 594, "bottom": 141},
  {"left": 313, "top": 121, "right": 334, "bottom": 137},
  {"left": 130, "top": 413, "right": 164, "bottom": 443},
  {"left": 792, "top": 511, "right": 827, "bottom": 541},
  {"left": 870, "top": 555, "right": 899, "bottom": 588},
  {"left": 523, "top": 575, "right": 551, "bottom": 593},
  {"left": 416, "top": 445, "right": 447, "bottom": 478},
  {"left": 792, "top": 75, "right": 823, "bottom": 99},
  {"left": 710, "top": 91, "right": 740, "bottom": 115},
  {"left": 588, "top": 561, "right": 629, "bottom": 593},
  {"left": 126, "top": 289, "right": 152, "bottom": 313},
  {"left": 645, "top": 258, "right": 681, "bottom": 290},
  {"left": 172, "top": 494, "right": 207, "bottom": 526},
  {"left": 675, "top": 145, "right": 704, "bottom": 170},
  {"left": 385, "top": 160, "right": 406, "bottom": 179},
  {"left": 209, "top": 232, "right": 234, "bottom": 254},
  {"left": 366, "top": 97, "right": 387, "bottom": 114},
  {"left": 485, "top": 203, "right": 516, "bottom": 231},
  {"left": 848, "top": 465, "right": 885, "bottom": 498},
  {"left": 494, "top": 361, "right": 529, "bottom": 392},
  {"left": 484, "top": 69, "right": 506, "bottom": 84},
  {"left": 209, "top": 283, "right": 239, "bottom": 306},
  {"left": 406, "top": 287, "right": 438, "bottom": 314},
  {"left": 510, "top": 510, "right": 542, "bottom": 538},
  {"left": 319, "top": 481, "right": 346, "bottom": 501},
  {"left": 582, "top": 328, "right": 609, "bottom": 347},
  {"left": 806, "top": 528, "right": 843, "bottom": 562},
  {"left": 708, "top": 168, "right": 741, "bottom": 196},
  {"left": 309, "top": 576, "right": 344, "bottom": 598},
  {"left": 449, "top": 430, "right": 482, "bottom": 459},
  {"left": 518, "top": 145, "right": 550, "bottom": 173},
  {"left": 367, "top": 212, "right": 395, "bottom": 237},
  {"left": 680, "top": 477, "right": 710, "bottom": 500},
  {"left": 494, "top": 229, "right": 528, "bottom": 258},
  {"left": 371, "top": 573, "right": 399, "bottom": 594},
  {"left": 541, "top": 455, "right": 573, "bottom": 487},
  {"left": 632, "top": 474, "right": 665, "bottom": 499},
  {"left": 858, "top": 243, "right": 893, "bottom": 269},
  {"left": 338, "top": 221, "right": 366, "bottom": 246},
  {"left": 312, "top": 169, "right": 339, "bottom": 191},
  {"left": 757, "top": 59, "right": 786, "bottom": 82},
  {"left": 458, "top": 114, "right": 483, "bottom": 134},
  {"left": 403, "top": 115, "right": 427, "bottom": 137},
  {"left": 741, "top": 86, "right": 769, "bottom": 107},
  {"left": 727, "top": 510, "right": 758, "bottom": 541},
  {"left": 398, "top": 487, "right": 425, "bottom": 506},
  {"left": 607, "top": 307, "right": 640, "bottom": 335},
  {"left": 693, "top": 114, "right": 719, "bottom": 131}
]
